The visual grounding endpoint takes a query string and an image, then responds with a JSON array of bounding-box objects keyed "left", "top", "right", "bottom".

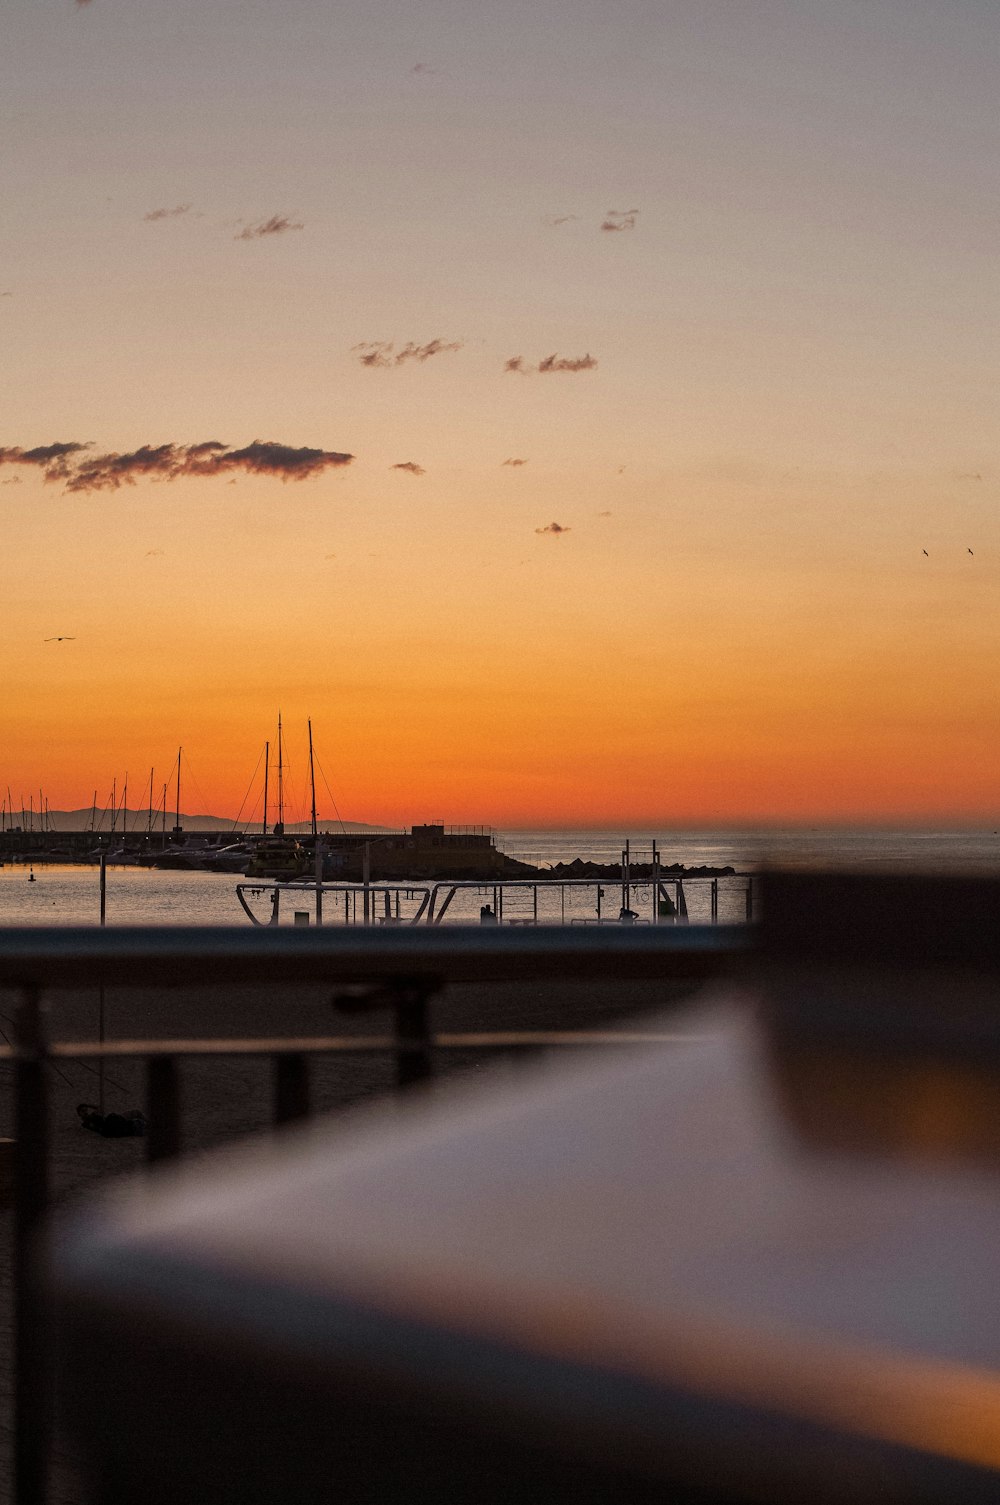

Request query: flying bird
[
  {"left": 922, "top": 550, "right": 928, "bottom": 556},
  {"left": 44, "top": 636, "right": 76, "bottom": 642},
  {"left": 968, "top": 548, "right": 974, "bottom": 555}
]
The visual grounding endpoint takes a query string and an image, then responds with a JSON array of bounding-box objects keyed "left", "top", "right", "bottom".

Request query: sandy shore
[{"left": 0, "top": 972, "right": 702, "bottom": 1503}]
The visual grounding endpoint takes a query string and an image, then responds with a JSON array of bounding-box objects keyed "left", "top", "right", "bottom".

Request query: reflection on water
[{"left": 0, "top": 864, "right": 242, "bottom": 927}]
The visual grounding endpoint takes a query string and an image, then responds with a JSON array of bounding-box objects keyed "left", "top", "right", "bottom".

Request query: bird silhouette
[
  {"left": 44, "top": 636, "right": 76, "bottom": 642},
  {"left": 968, "top": 548, "right": 974, "bottom": 555},
  {"left": 922, "top": 550, "right": 928, "bottom": 556}
]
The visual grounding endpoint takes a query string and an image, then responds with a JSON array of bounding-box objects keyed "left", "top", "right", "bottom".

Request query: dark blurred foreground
[{"left": 7, "top": 871, "right": 1000, "bottom": 1503}]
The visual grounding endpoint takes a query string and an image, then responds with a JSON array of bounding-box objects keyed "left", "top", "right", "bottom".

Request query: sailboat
[{"left": 245, "top": 714, "right": 310, "bottom": 879}]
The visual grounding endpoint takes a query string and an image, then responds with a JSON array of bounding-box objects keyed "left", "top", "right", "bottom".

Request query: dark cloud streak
[
  {"left": 144, "top": 204, "right": 191, "bottom": 221},
  {"left": 505, "top": 353, "right": 597, "bottom": 374},
  {"left": 235, "top": 215, "right": 304, "bottom": 241},
  {"left": 0, "top": 439, "right": 353, "bottom": 492},
  {"left": 354, "top": 339, "right": 463, "bottom": 368},
  {"left": 0, "top": 441, "right": 90, "bottom": 481}
]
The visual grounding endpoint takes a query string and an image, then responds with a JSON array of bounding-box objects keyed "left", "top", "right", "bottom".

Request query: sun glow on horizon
[{"left": 2, "top": 0, "right": 998, "bottom": 826}]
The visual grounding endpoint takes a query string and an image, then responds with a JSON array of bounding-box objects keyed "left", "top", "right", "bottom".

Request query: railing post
[
  {"left": 273, "top": 1053, "right": 311, "bottom": 1125},
  {"left": 393, "top": 984, "right": 435, "bottom": 1090},
  {"left": 146, "top": 1056, "right": 181, "bottom": 1163},
  {"left": 14, "top": 984, "right": 51, "bottom": 1505}
]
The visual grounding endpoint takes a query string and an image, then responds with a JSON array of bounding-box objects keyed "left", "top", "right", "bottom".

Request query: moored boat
[{"left": 244, "top": 836, "right": 310, "bottom": 880}]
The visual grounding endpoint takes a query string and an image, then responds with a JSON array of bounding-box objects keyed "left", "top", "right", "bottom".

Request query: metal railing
[
  {"left": 236, "top": 874, "right": 758, "bottom": 927},
  {"left": 0, "top": 922, "right": 750, "bottom": 1505}
]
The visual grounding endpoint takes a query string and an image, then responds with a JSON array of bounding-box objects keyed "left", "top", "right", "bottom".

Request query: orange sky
[{"left": 2, "top": 0, "right": 998, "bottom": 826}]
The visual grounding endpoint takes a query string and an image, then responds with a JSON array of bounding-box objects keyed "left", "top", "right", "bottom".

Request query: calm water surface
[{"left": 1, "top": 828, "right": 997, "bottom": 927}]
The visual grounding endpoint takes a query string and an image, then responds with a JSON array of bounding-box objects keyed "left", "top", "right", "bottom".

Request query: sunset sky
[{"left": 2, "top": 0, "right": 998, "bottom": 827}]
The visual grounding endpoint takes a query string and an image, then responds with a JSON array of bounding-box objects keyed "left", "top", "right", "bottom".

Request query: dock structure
[
  {"left": 0, "top": 824, "right": 742, "bottom": 890},
  {"left": 0, "top": 824, "right": 519, "bottom": 876}
]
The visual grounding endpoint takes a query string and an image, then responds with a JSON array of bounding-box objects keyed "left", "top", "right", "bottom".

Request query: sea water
[
  {"left": 500, "top": 827, "right": 1000, "bottom": 872},
  {"left": 1, "top": 828, "right": 997, "bottom": 927}
]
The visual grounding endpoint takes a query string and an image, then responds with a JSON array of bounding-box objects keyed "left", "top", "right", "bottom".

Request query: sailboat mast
[
  {"left": 308, "top": 719, "right": 317, "bottom": 839},
  {"left": 122, "top": 773, "right": 128, "bottom": 844},
  {"left": 148, "top": 768, "right": 154, "bottom": 834},
  {"left": 263, "top": 741, "right": 270, "bottom": 835},
  {"left": 175, "top": 747, "right": 182, "bottom": 834},
  {"left": 277, "top": 713, "right": 284, "bottom": 834}
]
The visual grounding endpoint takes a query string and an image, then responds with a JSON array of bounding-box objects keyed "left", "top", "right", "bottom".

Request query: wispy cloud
[
  {"left": 543, "top": 214, "right": 578, "bottom": 228},
  {"left": 535, "top": 522, "right": 570, "bottom": 535},
  {"left": 539, "top": 353, "right": 596, "bottom": 373},
  {"left": 398, "top": 339, "right": 461, "bottom": 364},
  {"left": 597, "top": 509, "right": 612, "bottom": 516},
  {"left": 145, "top": 548, "right": 164, "bottom": 557},
  {"left": 355, "top": 344, "right": 393, "bottom": 369},
  {"left": 411, "top": 62, "right": 439, "bottom": 74},
  {"left": 505, "top": 353, "right": 597, "bottom": 375},
  {"left": 353, "top": 339, "right": 463, "bottom": 368},
  {"left": 502, "top": 458, "right": 528, "bottom": 466},
  {"left": 235, "top": 215, "right": 304, "bottom": 241},
  {"left": 391, "top": 461, "right": 425, "bottom": 476},
  {"left": 0, "top": 441, "right": 91, "bottom": 481},
  {"left": 601, "top": 208, "right": 639, "bottom": 232},
  {"left": 0, "top": 439, "right": 353, "bottom": 492},
  {"left": 144, "top": 204, "right": 191, "bottom": 222}
]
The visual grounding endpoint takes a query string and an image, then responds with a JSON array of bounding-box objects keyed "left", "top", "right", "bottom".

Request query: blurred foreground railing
[{"left": 0, "top": 922, "right": 750, "bottom": 1505}]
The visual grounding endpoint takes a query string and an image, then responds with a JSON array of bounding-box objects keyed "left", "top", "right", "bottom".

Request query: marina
[{"left": 1, "top": 828, "right": 997, "bottom": 930}]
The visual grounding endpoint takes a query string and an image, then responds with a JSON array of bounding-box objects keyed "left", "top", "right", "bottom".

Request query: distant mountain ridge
[{"left": 8, "top": 809, "right": 395, "bottom": 835}]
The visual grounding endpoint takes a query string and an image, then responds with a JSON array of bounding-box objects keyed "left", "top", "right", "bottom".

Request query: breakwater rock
[{"left": 544, "top": 858, "right": 736, "bottom": 881}]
